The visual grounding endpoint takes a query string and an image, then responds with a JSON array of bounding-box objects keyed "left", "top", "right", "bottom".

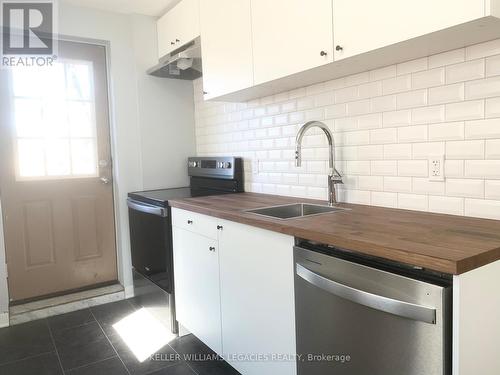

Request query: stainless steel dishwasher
[{"left": 294, "top": 242, "right": 452, "bottom": 375}]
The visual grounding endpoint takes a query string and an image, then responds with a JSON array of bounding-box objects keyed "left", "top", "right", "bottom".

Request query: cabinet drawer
[{"left": 172, "top": 208, "right": 218, "bottom": 240}]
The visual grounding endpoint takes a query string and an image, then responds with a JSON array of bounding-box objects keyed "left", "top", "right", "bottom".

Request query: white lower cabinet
[
  {"left": 218, "top": 219, "right": 296, "bottom": 375},
  {"left": 172, "top": 208, "right": 297, "bottom": 375},
  {"left": 172, "top": 225, "right": 222, "bottom": 354}
]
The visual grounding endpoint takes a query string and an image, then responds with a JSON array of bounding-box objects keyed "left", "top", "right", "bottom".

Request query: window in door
[{"left": 11, "top": 60, "right": 98, "bottom": 180}]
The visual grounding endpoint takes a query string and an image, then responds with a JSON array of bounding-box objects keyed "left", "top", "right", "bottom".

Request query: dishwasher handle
[
  {"left": 296, "top": 263, "right": 437, "bottom": 324},
  {"left": 127, "top": 199, "right": 167, "bottom": 217}
]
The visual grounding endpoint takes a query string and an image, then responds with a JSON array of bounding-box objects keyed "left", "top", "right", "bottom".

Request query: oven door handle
[
  {"left": 127, "top": 199, "right": 167, "bottom": 217},
  {"left": 296, "top": 263, "right": 437, "bottom": 324}
]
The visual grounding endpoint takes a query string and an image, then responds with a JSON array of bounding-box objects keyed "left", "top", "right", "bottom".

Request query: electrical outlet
[{"left": 429, "top": 155, "right": 445, "bottom": 181}]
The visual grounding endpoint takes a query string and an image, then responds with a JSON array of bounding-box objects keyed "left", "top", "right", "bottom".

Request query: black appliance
[{"left": 127, "top": 157, "right": 243, "bottom": 333}]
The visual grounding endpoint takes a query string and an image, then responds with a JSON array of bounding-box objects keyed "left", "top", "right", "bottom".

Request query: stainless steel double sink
[{"left": 245, "top": 203, "right": 348, "bottom": 220}]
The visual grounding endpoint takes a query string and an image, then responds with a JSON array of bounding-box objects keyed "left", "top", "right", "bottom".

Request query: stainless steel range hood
[{"left": 147, "top": 38, "right": 202, "bottom": 80}]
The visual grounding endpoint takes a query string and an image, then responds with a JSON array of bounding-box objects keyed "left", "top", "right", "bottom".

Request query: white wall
[
  {"left": 131, "top": 15, "right": 196, "bottom": 190},
  {"left": 0, "top": 4, "right": 196, "bottom": 314},
  {"left": 194, "top": 39, "right": 500, "bottom": 220}
]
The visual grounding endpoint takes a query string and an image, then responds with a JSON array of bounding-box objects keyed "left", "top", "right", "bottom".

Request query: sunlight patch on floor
[{"left": 113, "top": 307, "right": 176, "bottom": 362}]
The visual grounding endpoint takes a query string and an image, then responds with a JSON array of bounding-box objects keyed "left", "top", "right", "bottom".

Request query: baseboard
[
  {"left": 0, "top": 312, "right": 9, "bottom": 328},
  {"left": 124, "top": 284, "right": 135, "bottom": 299}
]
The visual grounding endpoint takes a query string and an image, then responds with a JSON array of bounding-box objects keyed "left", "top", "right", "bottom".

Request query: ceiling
[{"left": 61, "top": 0, "right": 181, "bottom": 17}]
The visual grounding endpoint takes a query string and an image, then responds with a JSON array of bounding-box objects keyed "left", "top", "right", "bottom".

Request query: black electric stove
[{"left": 127, "top": 157, "right": 243, "bottom": 333}]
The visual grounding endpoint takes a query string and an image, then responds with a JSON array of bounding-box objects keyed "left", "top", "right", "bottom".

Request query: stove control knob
[
  {"left": 221, "top": 162, "right": 231, "bottom": 169},
  {"left": 188, "top": 161, "right": 198, "bottom": 168}
]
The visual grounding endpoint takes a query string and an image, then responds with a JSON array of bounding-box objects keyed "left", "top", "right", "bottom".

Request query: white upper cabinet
[
  {"left": 251, "top": 0, "right": 334, "bottom": 84},
  {"left": 333, "top": 0, "right": 485, "bottom": 60},
  {"left": 200, "top": 0, "right": 254, "bottom": 99},
  {"left": 157, "top": 0, "right": 200, "bottom": 58}
]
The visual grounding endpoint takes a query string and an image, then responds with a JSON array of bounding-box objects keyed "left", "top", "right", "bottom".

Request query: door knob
[
  {"left": 209, "top": 246, "right": 216, "bottom": 252},
  {"left": 217, "top": 225, "right": 223, "bottom": 230},
  {"left": 336, "top": 45, "right": 343, "bottom": 51},
  {"left": 100, "top": 177, "right": 111, "bottom": 184},
  {"left": 320, "top": 50, "right": 328, "bottom": 56},
  {"left": 187, "top": 220, "right": 193, "bottom": 224}
]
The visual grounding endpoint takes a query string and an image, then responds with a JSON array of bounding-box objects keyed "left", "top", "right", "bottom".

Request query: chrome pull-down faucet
[{"left": 295, "top": 121, "right": 343, "bottom": 206}]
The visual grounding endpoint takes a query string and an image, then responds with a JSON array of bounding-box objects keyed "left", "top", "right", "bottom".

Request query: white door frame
[{"left": 0, "top": 34, "right": 133, "bottom": 324}]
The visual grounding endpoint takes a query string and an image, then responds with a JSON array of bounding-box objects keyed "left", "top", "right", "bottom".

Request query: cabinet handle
[
  {"left": 336, "top": 45, "right": 343, "bottom": 51},
  {"left": 203, "top": 91, "right": 208, "bottom": 95},
  {"left": 320, "top": 50, "right": 328, "bottom": 56},
  {"left": 209, "top": 246, "right": 216, "bottom": 252},
  {"left": 170, "top": 41, "right": 175, "bottom": 45},
  {"left": 175, "top": 38, "right": 180, "bottom": 43},
  {"left": 187, "top": 220, "right": 193, "bottom": 224},
  {"left": 217, "top": 225, "right": 223, "bottom": 230}
]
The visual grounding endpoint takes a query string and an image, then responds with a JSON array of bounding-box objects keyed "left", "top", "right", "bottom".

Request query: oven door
[
  {"left": 127, "top": 198, "right": 172, "bottom": 293},
  {"left": 294, "top": 246, "right": 451, "bottom": 375}
]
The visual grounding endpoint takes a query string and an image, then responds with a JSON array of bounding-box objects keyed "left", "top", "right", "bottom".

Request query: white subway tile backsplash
[
  {"left": 412, "top": 68, "right": 445, "bottom": 89},
  {"left": 486, "top": 55, "right": 500, "bottom": 77},
  {"left": 428, "top": 122, "right": 464, "bottom": 141},
  {"left": 428, "top": 196, "right": 464, "bottom": 216},
  {"left": 428, "top": 83, "right": 464, "bottom": 105},
  {"left": 466, "top": 39, "right": 500, "bottom": 60},
  {"left": 446, "top": 140, "right": 485, "bottom": 159},
  {"left": 383, "top": 110, "right": 412, "bottom": 127},
  {"left": 445, "top": 160, "right": 464, "bottom": 178},
  {"left": 371, "top": 160, "right": 398, "bottom": 176},
  {"left": 465, "top": 160, "right": 500, "bottom": 179},
  {"left": 445, "top": 100, "right": 484, "bottom": 121},
  {"left": 398, "top": 193, "right": 428, "bottom": 211},
  {"left": 412, "top": 105, "right": 445, "bottom": 124},
  {"left": 412, "top": 142, "right": 445, "bottom": 159},
  {"left": 465, "top": 199, "right": 500, "bottom": 220},
  {"left": 371, "top": 95, "right": 397, "bottom": 112},
  {"left": 465, "top": 76, "right": 500, "bottom": 99},
  {"left": 382, "top": 75, "right": 412, "bottom": 95},
  {"left": 486, "top": 140, "right": 500, "bottom": 159},
  {"left": 195, "top": 41, "right": 500, "bottom": 219},
  {"left": 485, "top": 180, "right": 500, "bottom": 200},
  {"left": 413, "top": 178, "right": 445, "bottom": 195},
  {"left": 398, "top": 160, "right": 428, "bottom": 177},
  {"left": 384, "top": 177, "right": 413, "bottom": 193},
  {"left": 397, "top": 58, "right": 428, "bottom": 75},
  {"left": 465, "top": 118, "right": 500, "bottom": 139},
  {"left": 446, "top": 179, "right": 485, "bottom": 198},
  {"left": 371, "top": 128, "right": 398, "bottom": 144},
  {"left": 397, "top": 89, "right": 428, "bottom": 109},
  {"left": 371, "top": 192, "right": 398, "bottom": 208},
  {"left": 358, "top": 176, "right": 384, "bottom": 191},
  {"left": 485, "top": 97, "right": 500, "bottom": 118},
  {"left": 384, "top": 144, "right": 412, "bottom": 160},
  {"left": 445, "top": 59, "right": 484, "bottom": 84},
  {"left": 429, "top": 49, "right": 465, "bottom": 68},
  {"left": 398, "top": 126, "right": 428, "bottom": 143}
]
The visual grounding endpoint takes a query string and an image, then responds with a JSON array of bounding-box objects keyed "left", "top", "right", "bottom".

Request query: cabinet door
[
  {"left": 218, "top": 220, "right": 296, "bottom": 375},
  {"left": 175, "top": 0, "right": 200, "bottom": 47},
  {"left": 251, "top": 0, "right": 333, "bottom": 85},
  {"left": 157, "top": 11, "right": 176, "bottom": 58},
  {"left": 200, "top": 0, "right": 253, "bottom": 99},
  {"left": 334, "top": 0, "right": 484, "bottom": 60},
  {"left": 172, "top": 226, "right": 222, "bottom": 354},
  {"left": 157, "top": 0, "right": 200, "bottom": 58}
]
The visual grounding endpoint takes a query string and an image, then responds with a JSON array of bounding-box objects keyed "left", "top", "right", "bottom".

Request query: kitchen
[{"left": 0, "top": 0, "right": 499, "bottom": 374}]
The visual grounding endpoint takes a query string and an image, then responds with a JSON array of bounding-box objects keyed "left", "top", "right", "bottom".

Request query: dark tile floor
[{"left": 0, "top": 299, "right": 241, "bottom": 375}]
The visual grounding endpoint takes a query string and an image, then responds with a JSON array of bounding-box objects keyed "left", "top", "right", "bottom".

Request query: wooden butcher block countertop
[{"left": 169, "top": 192, "right": 500, "bottom": 275}]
